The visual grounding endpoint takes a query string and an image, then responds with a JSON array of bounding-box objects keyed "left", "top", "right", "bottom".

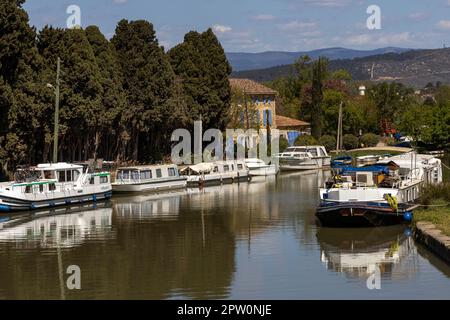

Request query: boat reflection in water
[
  {"left": 317, "top": 226, "right": 416, "bottom": 279},
  {"left": 0, "top": 202, "right": 113, "bottom": 249}
]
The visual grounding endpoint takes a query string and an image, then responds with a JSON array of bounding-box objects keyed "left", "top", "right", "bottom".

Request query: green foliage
[
  {"left": 360, "top": 133, "right": 379, "bottom": 147},
  {"left": 310, "top": 57, "right": 328, "bottom": 139},
  {"left": 319, "top": 135, "right": 336, "bottom": 151},
  {"left": 294, "top": 135, "right": 317, "bottom": 146},
  {"left": 278, "top": 136, "right": 289, "bottom": 152},
  {"left": 168, "top": 29, "right": 231, "bottom": 130},
  {"left": 342, "top": 134, "right": 359, "bottom": 150}
]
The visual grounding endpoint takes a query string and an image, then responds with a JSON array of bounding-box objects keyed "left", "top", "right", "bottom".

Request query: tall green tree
[
  {"left": 168, "top": 29, "right": 232, "bottom": 130},
  {"left": 310, "top": 57, "right": 328, "bottom": 139},
  {"left": 112, "top": 19, "right": 186, "bottom": 161},
  {"left": 85, "top": 25, "right": 127, "bottom": 161}
]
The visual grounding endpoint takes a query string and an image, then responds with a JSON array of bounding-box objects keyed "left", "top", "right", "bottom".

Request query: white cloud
[
  {"left": 437, "top": 20, "right": 450, "bottom": 30},
  {"left": 278, "top": 20, "right": 317, "bottom": 31},
  {"left": 213, "top": 24, "right": 232, "bottom": 33},
  {"left": 252, "top": 14, "right": 275, "bottom": 21},
  {"left": 409, "top": 12, "right": 428, "bottom": 21},
  {"left": 302, "top": 0, "right": 353, "bottom": 7}
]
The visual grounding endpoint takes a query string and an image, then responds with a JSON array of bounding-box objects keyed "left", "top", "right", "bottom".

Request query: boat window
[
  {"left": 58, "top": 171, "right": 66, "bottom": 182},
  {"left": 49, "top": 183, "right": 56, "bottom": 191},
  {"left": 156, "top": 169, "right": 162, "bottom": 178},
  {"left": 231, "top": 164, "right": 234, "bottom": 171},
  {"left": 140, "top": 171, "right": 147, "bottom": 180},
  {"left": 238, "top": 164, "right": 243, "bottom": 170},
  {"left": 146, "top": 170, "right": 152, "bottom": 179},
  {"left": 39, "top": 184, "right": 44, "bottom": 193},
  {"left": 100, "top": 176, "right": 109, "bottom": 184},
  {"left": 66, "top": 170, "right": 72, "bottom": 182},
  {"left": 44, "top": 170, "right": 53, "bottom": 179},
  {"left": 73, "top": 170, "right": 80, "bottom": 181},
  {"left": 213, "top": 166, "right": 219, "bottom": 173},
  {"left": 168, "top": 168, "right": 176, "bottom": 177},
  {"left": 307, "top": 148, "right": 318, "bottom": 156},
  {"left": 122, "top": 170, "right": 130, "bottom": 180},
  {"left": 318, "top": 148, "right": 327, "bottom": 157},
  {"left": 25, "top": 185, "right": 32, "bottom": 193},
  {"left": 224, "top": 165, "right": 230, "bottom": 172},
  {"left": 90, "top": 177, "right": 95, "bottom": 184},
  {"left": 132, "top": 170, "right": 139, "bottom": 181}
]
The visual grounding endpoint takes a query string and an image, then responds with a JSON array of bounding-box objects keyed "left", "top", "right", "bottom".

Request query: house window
[{"left": 156, "top": 169, "right": 162, "bottom": 178}]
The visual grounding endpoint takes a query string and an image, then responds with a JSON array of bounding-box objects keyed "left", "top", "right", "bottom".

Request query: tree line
[
  {"left": 268, "top": 56, "right": 450, "bottom": 150},
  {"left": 0, "top": 0, "right": 232, "bottom": 177}
]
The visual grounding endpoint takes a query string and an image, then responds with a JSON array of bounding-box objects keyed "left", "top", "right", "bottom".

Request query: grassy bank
[{"left": 414, "top": 184, "right": 450, "bottom": 236}]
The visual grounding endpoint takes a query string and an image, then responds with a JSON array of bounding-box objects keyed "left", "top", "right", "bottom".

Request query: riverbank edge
[{"left": 414, "top": 221, "right": 450, "bottom": 264}]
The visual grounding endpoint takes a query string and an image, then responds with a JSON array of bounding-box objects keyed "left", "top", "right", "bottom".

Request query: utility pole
[
  {"left": 336, "top": 101, "right": 343, "bottom": 152},
  {"left": 53, "top": 57, "right": 61, "bottom": 163}
]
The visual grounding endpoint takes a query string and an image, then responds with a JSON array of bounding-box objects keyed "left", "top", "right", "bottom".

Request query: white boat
[
  {"left": 0, "top": 162, "right": 112, "bottom": 212},
  {"left": 112, "top": 164, "right": 187, "bottom": 193},
  {"left": 320, "top": 152, "right": 443, "bottom": 205},
  {"left": 181, "top": 160, "right": 250, "bottom": 187},
  {"left": 275, "top": 145, "right": 331, "bottom": 171},
  {"left": 244, "top": 158, "right": 278, "bottom": 176}
]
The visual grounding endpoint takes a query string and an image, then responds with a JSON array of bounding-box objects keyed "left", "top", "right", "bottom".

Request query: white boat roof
[
  {"left": 36, "top": 162, "right": 83, "bottom": 170},
  {"left": 379, "top": 153, "right": 439, "bottom": 168},
  {"left": 245, "top": 158, "right": 264, "bottom": 163},
  {"left": 117, "top": 164, "right": 178, "bottom": 170},
  {"left": 181, "top": 162, "right": 214, "bottom": 173}
]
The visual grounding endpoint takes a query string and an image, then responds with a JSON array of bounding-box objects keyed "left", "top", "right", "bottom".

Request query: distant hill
[
  {"left": 231, "top": 47, "right": 450, "bottom": 88},
  {"left": 226, "top": 47, "right": 411, "bottom": 72}
]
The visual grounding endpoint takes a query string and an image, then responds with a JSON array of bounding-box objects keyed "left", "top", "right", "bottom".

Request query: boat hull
[
  {"left": 279, "top": 157, "right": 330, "bottom": 171},
  {"left": 112, "top": 178, "right": 187, "bottom": 193},
  {"left": 316, "top": 202, "right": 414, "bottom": 228},
  {"left": 0, "top": 190, "right": 112, "bottom": 213},
  {"left": 248, "top": 165, "right": 277, "bottom": 176}
]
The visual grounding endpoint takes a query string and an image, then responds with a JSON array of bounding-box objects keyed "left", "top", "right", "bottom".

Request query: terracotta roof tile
[
  {"left": 229, "top": 78, "right": 277, "bottom": 95},
  {"left": 275, "top": 115, "right": 310, "bottom": 128}
]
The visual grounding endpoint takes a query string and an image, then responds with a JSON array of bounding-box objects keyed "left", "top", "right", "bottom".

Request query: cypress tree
[
  {"left": 112, "top": 19, "right": 184, "bottom": 161},
  {"left": 310, "top": 57, "right": 328, "bottom": 139},
  {"left": 168, "top": 28, "right": 232, "bottom": 130}
]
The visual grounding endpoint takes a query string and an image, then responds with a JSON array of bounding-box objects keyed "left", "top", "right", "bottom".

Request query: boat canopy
[
  {"left": 180, "top": 163, "right": 214, "bottom": 174},
  {"left": 337, "top": 165, "right": 390, "bottom": 175}
]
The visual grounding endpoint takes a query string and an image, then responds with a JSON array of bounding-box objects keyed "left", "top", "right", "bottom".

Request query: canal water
[{"left": 0, "top": 171, "right": 449, "bottom": 300}]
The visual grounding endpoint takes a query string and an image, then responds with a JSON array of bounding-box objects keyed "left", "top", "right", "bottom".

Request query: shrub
[
  {"left": 383, "top": 137, "right": 397, "bottom": 146},
  {"left": 343, "top": 134, "right": 359, "bottom": 150},
  {"left": 294, "top": 135, "right": 318, "bottom": 146},
  {"left": 278, "top": 137, "right": 289, "bottom": 152},
  {"left": 319, "top": 135, "right": 336, "bottom": 151},
  {"left": 360, "top": 133, "right": 380, "bottom": 147}
]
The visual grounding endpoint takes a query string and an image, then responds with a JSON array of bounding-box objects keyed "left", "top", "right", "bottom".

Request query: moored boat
[
  {"left": 112, "top": 164, "right": 187, "bottom": 193},
  {"left": 276, "top": 145, "right": 331, "bottom": 171},
  {"left": 181, "top": 160, "right": 250, "bottom": 187},
  {"left": 316, "top": 152, "right": 443, "bottom": 227},
  {"left": 244, "top": 158, "right": 278, "bottom": 176},
  {"left": 0, "top": 162, "right": 112, "bottom": 213}
]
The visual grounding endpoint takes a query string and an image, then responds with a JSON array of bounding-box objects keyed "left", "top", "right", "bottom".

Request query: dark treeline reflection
[{"left": 0, "top": 177, "right": 287, "bottom": 299}]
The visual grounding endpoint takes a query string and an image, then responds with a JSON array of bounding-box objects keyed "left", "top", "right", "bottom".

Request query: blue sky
[{"left": 23, "top": 0, "right": 450, "bottom": 52}]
